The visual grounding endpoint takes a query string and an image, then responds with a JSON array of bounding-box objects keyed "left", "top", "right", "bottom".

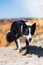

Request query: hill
[{"left": 0, "top": 18, "right": 43, "bottom": 47}]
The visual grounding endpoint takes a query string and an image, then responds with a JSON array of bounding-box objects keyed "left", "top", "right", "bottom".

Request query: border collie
[{"left": 6, "top": 20, "right": 36, "bottom": 53}]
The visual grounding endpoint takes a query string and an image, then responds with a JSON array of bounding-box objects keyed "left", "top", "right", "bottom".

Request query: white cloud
[{"left": 20, "top": 0, "right": 43, "bottom": 18}]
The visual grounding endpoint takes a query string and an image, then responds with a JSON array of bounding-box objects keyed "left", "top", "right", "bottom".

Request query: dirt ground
[{"left": 0, "top": 34, "right": 43, "bottom": 65}]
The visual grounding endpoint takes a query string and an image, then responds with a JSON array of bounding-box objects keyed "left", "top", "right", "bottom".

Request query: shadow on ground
[{"left": 22, "top": 45, "right": 43, "bottom": 57}]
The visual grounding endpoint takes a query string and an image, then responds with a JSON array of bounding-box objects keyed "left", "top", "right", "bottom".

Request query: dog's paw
[{"left": 19, "top": 49, "right": 22, "bottom": 53}]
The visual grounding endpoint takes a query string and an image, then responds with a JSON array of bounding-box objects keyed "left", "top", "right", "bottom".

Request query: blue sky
[{"left": 0, "top": 0, "right": 43, "bottom": 18}]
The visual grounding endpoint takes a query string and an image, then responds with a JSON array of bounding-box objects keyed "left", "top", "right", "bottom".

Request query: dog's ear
[{"left": 31, "top": 23, "right": 36, "bottom": 35}]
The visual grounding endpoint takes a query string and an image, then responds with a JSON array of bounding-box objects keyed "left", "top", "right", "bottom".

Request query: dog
[{"left": 6, "top": 20, "right": 36, "bottom": 53}]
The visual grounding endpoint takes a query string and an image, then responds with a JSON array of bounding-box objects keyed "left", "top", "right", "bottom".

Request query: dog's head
[{"left": 23, "top": 22, "right": 36, "bottom": 42}]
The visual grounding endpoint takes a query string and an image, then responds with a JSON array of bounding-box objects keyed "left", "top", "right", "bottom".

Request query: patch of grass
[{"left": 33, "top": 39, "right": 38, "bottom": 43}]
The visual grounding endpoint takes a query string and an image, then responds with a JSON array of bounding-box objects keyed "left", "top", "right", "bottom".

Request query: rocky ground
[{"left": 0, "top": 34, "right": 43, "bottom": 65}]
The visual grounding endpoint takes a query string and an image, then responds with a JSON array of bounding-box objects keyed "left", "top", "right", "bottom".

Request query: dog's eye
[
  {"left": 25, "top": 29, "right": 29, "bottom": 33},
  {"left": 25, "top": 29, "right": 28, "bottom": 31},
  {"left": 27, "top": 30, "right": 29, "bottom": 33},
  {"left": 25, "top": 29, "right": 27, "bottom": 31}
]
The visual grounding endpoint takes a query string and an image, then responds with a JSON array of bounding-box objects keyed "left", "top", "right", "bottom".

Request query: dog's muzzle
[{"left": 27, "top": 38, "right": 32, "bottom": 42}]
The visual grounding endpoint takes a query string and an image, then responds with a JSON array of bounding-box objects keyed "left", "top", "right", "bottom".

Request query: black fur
[
  {"left": 6, "top": 20, "right": 28, "bottom": 42},
  {"left": 6, "top": 20, "right": 36, "bottom": 53}
]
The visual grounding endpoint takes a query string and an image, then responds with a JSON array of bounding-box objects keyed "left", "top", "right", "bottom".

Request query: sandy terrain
[{"left": 0, "top": 34, "right": 43, "bottom": 65}]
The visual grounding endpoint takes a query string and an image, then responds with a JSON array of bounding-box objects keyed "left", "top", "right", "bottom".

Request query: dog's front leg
[
  {"left": 17, "top": 39, "right": 22, "bottom": 53},
  {"left": 15, "top": 40, "right": 18, "bottom": 50},
  {"left": 26, "top": 39, "right": 29, "bottom": 53}
]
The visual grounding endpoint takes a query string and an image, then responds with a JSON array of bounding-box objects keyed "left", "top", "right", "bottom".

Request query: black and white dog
[{"left": 6, "top": 20, "right": 36, "bottom": 53}]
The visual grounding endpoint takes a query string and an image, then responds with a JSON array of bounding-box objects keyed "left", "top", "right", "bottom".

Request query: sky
[{"left": 0, "top": 0, "right": 43, "bottom": 18}]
